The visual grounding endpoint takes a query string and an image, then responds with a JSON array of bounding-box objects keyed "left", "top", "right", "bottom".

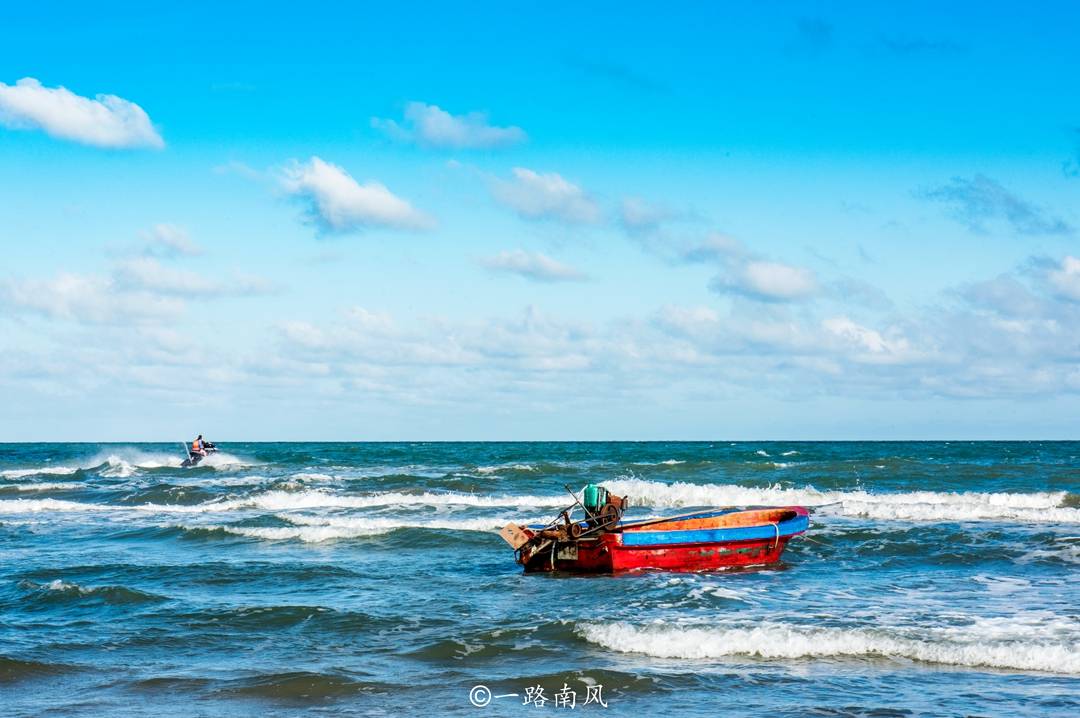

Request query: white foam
[
  {"left": 476, "top": 463, "right": 537, "bottom": 475},
  {"left": 290, "top": 472, "right": 335, "bottom": 482},
  {"left": 238, "top": 489, "right": 566, "bottom": 511},
  {"left": 25, "top": 579, "right": 110, "bottom": 596},
  {"left": 1, "top": 466, "right": 78, "bottom": 479},
  {"left": 86, "top": 449, "right": 252, "bottom": 477},
  {"left": 194, "top": 452, "right": 249, "bottom": 470},
  {"left": 601, "top": 478, "right": 1080, "bottom": 524},
  {"left": 214, "top": 513, "right": 519, "bottom": 543},
  {"left": 577, "top": 620, "right": 1080, "bottom": 674},
  {"left": 219, "top": 525, "right": 385, "bottom": 542},
  {"left": 0, "top": 488, "right": 567, "bottom": 516},
  {"left": 0, "top": 498, "right": 98, "bottom": 513},
  {"left": 755, "top": 450, "right": 770, "bottom": 457},
  {"left": 1, "top": 482, "right": 82, "bottom": 492},
  {"left": 286, "top": 513, "right": 520, "bottom": 532}
]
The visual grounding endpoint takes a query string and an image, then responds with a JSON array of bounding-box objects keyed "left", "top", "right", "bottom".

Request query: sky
[{"left": 1, "top": 1, "right": 1079, "bottom": 441}]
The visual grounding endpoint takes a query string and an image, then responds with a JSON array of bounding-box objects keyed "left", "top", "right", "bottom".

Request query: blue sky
[{"left": 1, "top": 2, "right": 1079, "bottom": 440}]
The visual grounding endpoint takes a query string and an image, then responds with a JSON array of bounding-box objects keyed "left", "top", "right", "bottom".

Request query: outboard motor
[{"left": 582, "top": 483, "right": 625, "bottom": 529}]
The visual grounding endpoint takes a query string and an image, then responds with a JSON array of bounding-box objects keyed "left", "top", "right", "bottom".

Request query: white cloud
[
  {"left": 113, "top": 257, "right": 276, "bottom": 298},
  {"left": 619, "top": 197, "right": 674, "bottom": 233},
  {"left": 0, "top": 273, "right": 183, "bottom": 323},
  {"left": 1, "top": 255, "right": 274, "bottom": 325},
  {"left": 140, "top": 224, "right": 202, "bottom": 257},
  {"left": 823, "top": 316, "right": 914, "bottom": 363},
  {"left": 480, "top": 250, "right": 587, "bottom": 282},
  {"left": 1047, "top": 255, "right": 1080, "bottom": 302},
  {"left": 114, "top": 257, "right": 222, "bottom": 296},
  {"left": 280, "top": 157, "right": 434, "bottom": 232},
  {"left": 712, "top": 259, "right": 820, "bottom": 302},
  {"left": 491, "top": 168, "right": 601, "bottom": 225},
  {"left": 372, "top": 101, "right": 525, "bottom": 149},
  {"left": 0, "top": 77, "right": 163, "bottom": 149}
]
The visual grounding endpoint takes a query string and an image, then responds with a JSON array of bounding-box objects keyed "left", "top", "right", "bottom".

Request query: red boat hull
[{"left": 523, "top": 533, "right": 795, "bottom": 573}]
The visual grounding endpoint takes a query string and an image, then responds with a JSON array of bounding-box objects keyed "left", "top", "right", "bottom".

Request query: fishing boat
[{"left": 500, "top": 484, "right": 809, "bottom": 573}]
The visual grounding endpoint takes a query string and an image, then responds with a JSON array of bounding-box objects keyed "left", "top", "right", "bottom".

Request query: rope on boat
[{"left": 770, "top": 522, "right": 780, "bottom": 550}]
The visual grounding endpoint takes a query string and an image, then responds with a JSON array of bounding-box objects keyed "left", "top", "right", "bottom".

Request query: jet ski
[{"left": 181, "top": 441, "right": 217, "bottom": 468}]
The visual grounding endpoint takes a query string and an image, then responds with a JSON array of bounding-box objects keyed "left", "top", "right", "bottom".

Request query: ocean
[{"left": 0, "top": 441, "right": 1077, "bottom": 717}]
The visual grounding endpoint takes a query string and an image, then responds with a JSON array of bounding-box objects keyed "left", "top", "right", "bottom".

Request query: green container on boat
[{"left": 583, "top": 484, "right": 605, "bottom": 512}]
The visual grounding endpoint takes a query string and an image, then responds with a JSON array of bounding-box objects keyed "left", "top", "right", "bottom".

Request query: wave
[
  {"left": 476, "top": 463, "right": 537, "bottom": 475},
  {"left": 99, "top": 451, "right": 250, "bottom": 477},
  {"left": 0, "top": 656, "right": 79, "bottom": 682},
  {"left": 216, "top": 670, "right": 388, "bottom": 699},
  {"left": 0, "top": 487, "right": 567, "bottom": 516},
  {"left": 577, "top": 620, "right": 1080, "bottom": 674},
  {"left": 601, "top": 478, "right": 1080, "bottom": 524},
  {"left": 1, "top": 466, "right": 78, "bottom": 480},
  {"left": 236, "top": 489, "right": 567, "bottom": 511},
  {"left": 202, "top": 513, "right": 524, "bottom": 543},
  {"left": 2, "top": 449, "right": 252, "bottom": 481},
  {"left": 0, "top": 482, "right": 82, "bottom": 492},
  {"left": 9, "top": 478, "right": 1076, "bottom": 525},
  {"left": 19, "top": 579, "right": 165, "bottom": 604}
]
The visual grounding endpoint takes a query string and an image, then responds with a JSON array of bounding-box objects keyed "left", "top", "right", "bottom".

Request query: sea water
[{"left": 0, "top": 442, "right": 1077, "bottom": 716}]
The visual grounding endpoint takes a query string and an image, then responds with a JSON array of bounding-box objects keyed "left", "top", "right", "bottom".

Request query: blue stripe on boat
[{"left": 621, "top": 513, "right": 809, "bottom": 547}]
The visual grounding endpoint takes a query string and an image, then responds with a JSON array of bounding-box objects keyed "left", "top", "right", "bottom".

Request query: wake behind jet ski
[{"left": 181, "top": 434, "right": 217, "bottom": 468}]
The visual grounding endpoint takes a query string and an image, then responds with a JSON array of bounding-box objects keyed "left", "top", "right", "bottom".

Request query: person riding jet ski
[{"left": 182, "top": 434, "right": 217, "bottom": 467}]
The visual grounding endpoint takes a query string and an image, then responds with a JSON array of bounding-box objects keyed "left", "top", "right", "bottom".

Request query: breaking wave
[
  {"left": 577, "top": 620, "right": 1080, "bottom": 674},
  {"left": 19, "top": 579, "right": 165, "bottom": 604},
  {"left": 0, "top": 489, "right": 567, "bottom": 516},
  {"left": 601, "top": 478, "right": 1080, "bottom": 524},
  {"left": 476, "top": 463, "right": 537, "bottom": 475},
  {"left": 95, "top": 451, "right": 250, "bottom": 477},
  {"left": 4, "top": 479, "right": 1077, "bottom": 526},
  {"left": 1, "top": 450, "right": 251, "bottom": 481},
  {"left": 0, "top": 482, "right": 82, "bottom": 492},
  {"left": 1, "top": 466, "right": 79, "bottom": 480},
  {"left": 207, "top": 514, "right": 520, "bottom": 543}
]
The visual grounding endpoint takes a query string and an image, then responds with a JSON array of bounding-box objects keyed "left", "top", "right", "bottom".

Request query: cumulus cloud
[
  {"left": 280, "top": 156, "right": 434, "bottom": 233},
  {"left": 672, "top": 234, "right": 819, "bottom": 303},
  {"left": 480, "top": 250, "right": 587, "bottom": 282},
  {"left": 491, "top": 168, "right": 601, "bottom": 225},
  {"left": 822, "top": 316, "right": 915, "bottom": 363},
  {"left": 0, "top": 77, "right": 163, "bottom": 149},
  {"left": 711, "top": 260, "right": 820, "bottom": 302},
  {"left": 919, "top": 174, "right": 1072, "bottom": 236},
  {"left": 372, "top": 101, "right": 525, "bottom": 149}
]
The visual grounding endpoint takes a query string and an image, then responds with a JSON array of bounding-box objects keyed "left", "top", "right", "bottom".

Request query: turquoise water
[{"left": 1, "top": 442, "right": 1077, "bottom": 716}]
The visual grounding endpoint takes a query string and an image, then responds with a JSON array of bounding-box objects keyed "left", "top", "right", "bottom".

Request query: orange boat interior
[{"left": 623, "top": 507, "right": 800, "bottom": 533}]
